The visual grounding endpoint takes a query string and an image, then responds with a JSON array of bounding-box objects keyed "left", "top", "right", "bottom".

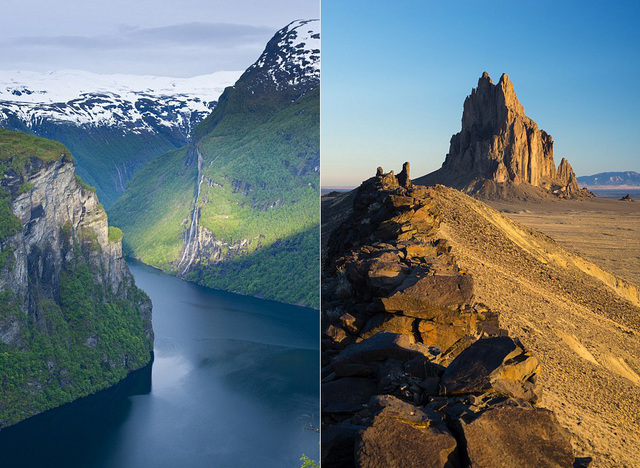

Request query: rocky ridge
[
  {"left": 416, "top": 72, "right": 590, "bottom": 200},
  {"left": 0, "top": 129, "right": 153, "bottom": 427},
  {"left": 321, "top": 163, "right": 578, "bottom": 467}
]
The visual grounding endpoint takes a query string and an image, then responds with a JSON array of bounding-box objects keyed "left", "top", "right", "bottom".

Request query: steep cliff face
[
  {"left": 0, "top": 128, "right": 153, "bottom": 428},
  {"left": 416, "top": 72, "right": 588, "bottom": 199}
]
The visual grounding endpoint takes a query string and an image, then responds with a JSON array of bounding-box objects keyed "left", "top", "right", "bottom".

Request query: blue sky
[{"left": 321, "top": 0, "right": 640, "bottom": 186}]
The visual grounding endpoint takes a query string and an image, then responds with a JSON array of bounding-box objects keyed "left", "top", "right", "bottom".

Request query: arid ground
[
  {"left": 436, "top": 192, "right": 640, "bottom": 467},
  {"left": 488, "top": 197, "right": 640, "bottom": 286},
  {"left": 322, "top": 188, "right": 640, "bottom": 467}
]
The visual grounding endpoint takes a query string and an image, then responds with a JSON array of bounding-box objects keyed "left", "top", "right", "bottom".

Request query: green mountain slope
[{"left": 110, "top": 20, "right": 320, "bottom": 307}]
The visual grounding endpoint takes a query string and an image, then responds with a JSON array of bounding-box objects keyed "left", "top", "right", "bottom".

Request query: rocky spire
[
  {"left": 556, "top": 157, "right": 580, "bottom": 194},
  {"left": 417, "top": 72, "right": 587, "bottom": 199},
  {"left": 397, "top": 161, "right": 411, "bottom": 188}
]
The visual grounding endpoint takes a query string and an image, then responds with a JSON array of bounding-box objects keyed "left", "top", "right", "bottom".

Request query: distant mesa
[
  {"left": 577, "top": 171, "right": 640, "bottom": 189},
  {"left": 415, "top": 72, "right": 591, "bottom": 200}
]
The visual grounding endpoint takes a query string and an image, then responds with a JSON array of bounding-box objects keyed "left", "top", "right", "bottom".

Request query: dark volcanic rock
[
  {"left": 415, "top": 72, "right": 590, "bottom": 199},
  {"left": 321, "top": 423, "right": 365, "bottom": 468},
  {"left": 460, "top": 404, "right": 574, "bottom": 468},
  {"left": 331, "top": 332, "right": 430, "bottom": 377},
  {"left": 380, "top": 273, "right": 474, "bottom": 319},
  {"left": 359, "top": 314, "right": 415, "bottom": 340}
]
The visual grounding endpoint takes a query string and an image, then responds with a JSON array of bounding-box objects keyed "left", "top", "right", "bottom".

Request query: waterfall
[
  {"left": 177, "top": 147, "right": 204, "bottom": 274},
  {"left": 116, "top": 165, "right": 125, "bottom": 192}
]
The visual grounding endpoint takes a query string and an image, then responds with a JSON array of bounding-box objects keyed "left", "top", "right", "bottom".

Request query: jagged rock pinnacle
[
  {"left": 417, "top": 72, "right": 587, "bottom": 199},
  {"left": 398, "top": 162, "right": 411, "bottom": 188}
]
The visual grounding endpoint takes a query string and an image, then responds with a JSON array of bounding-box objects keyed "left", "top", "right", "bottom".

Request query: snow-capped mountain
[
  {"left": 0, "top": 19, "right": 319, "bottom": 209},
  {"left": 0, "top": 69, "right": 241, "bottom": 136},
  {"left": 242, "top": 19, "right": 319, "bottom": 94},
  {"left": 0, "top": 69, "right": 242, "bottom": 206}
]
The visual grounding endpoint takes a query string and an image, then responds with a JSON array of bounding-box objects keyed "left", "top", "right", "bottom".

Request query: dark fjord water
[{"left": 0, "top": 260, "right": 319, "bottom": 467}]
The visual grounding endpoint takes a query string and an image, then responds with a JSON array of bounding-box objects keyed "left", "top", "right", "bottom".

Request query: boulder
[
  {"left": 381, "top": 273, "right": 474, "bottom": 319},
  {"left": 359, "top": 314, "right": 415, "bottom": 340},
  {"left": 331, "top": 332, "right": 430, "bottom": 377},
  {"left": 440, "top": 336, "right": 541, "bottom": 402},
  {"left": 363, "top": 258, "right": 410, "bottom": 295},
  {"left": 418, "top": 320, "right": 466, "bottom": 353},
  {"left": 460, "top": 404, "right": 574, "bottom": 468},
  {"left": 355, "top": 406, "right": 459, "bottom": 468}
]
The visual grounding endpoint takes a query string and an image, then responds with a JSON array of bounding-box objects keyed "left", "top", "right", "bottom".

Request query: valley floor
[{"left": 487, "top": 197, "right": 640, "bottom": 286}]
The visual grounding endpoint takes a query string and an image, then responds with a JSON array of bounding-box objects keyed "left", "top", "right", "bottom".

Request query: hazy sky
[
  {"left": 0, "top": 0, "right": 318, "bottom": 76},
  {"left": 321, "top": 1, "right": 640, "bottom": 186}
]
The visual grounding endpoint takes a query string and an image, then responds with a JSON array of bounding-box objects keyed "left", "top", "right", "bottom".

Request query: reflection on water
[{"left": 0, "top": 260, "right": 319, "bottom": 467}]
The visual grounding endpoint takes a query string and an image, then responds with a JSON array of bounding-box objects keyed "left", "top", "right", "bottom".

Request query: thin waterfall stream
[{"left": 178, "top": 147, "right": 204, "bottom": 274}]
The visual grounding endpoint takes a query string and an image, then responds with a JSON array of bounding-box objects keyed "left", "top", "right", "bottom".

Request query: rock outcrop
[
  {"left": 321, "top": 164, "right": 578, "bottom": 467},
  {"left": 0, "top": 129, "right": 153, "bottom": 428},
  {"left": 416, "top": 72, "right": 590, "bottom": 199}
]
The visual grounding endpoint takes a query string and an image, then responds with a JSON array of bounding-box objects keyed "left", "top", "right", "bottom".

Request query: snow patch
[{"left": 0, "top": 69, "right": 242, "bottom": 134}]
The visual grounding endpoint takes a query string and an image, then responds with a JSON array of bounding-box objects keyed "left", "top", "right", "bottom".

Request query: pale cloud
[{"left": 0, "top": 0, "right": 318, "bottom": 76}]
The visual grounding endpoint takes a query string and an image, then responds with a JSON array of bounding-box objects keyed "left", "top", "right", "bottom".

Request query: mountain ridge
[
  {"left": 577, "top": 171, "right": 640, "bottom": 187},
  {"left": 0, "top": 69, "right": 241, "bottom": 131}
]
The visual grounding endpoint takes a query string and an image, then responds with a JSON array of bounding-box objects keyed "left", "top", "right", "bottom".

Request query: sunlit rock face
[{"left": 416, "top": 72, "right": 588, "bottom": 199}]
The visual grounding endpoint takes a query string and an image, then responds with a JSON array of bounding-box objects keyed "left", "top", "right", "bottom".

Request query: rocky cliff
[
  {"left": 0, "top": 128, "right": 153, "bottom": 428},
  {"left": 416, "top": 72, "right": 589, "bottom": 200}
]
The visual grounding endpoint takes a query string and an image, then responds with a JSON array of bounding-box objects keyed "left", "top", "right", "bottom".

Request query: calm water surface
[{"left": 0, "top": 260, "right": 319, "bottom": 467}]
